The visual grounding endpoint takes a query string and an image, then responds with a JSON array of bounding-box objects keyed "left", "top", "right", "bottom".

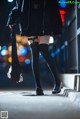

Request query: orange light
[
  {"left": 6, "top": 50, "right": 9, "bottom": 55},
  {"left": 8, "top": 56, "right": 12, "bottom": 63}
]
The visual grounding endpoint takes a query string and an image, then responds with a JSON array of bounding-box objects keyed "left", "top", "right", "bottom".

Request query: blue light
[
  {"left": 25, "top": 59, "right": 31, "bottom": 64},
  {"left": 39, "top": 53, "right": 43, "bottom": 59},
  {"left": 55, "top": 48, "right": 60, "bottom": 55},
  {"left": 57, "top": 48, "right": 60, "bottom": 52},
  {"left": 1, "top": 50, "right": 6, "bottom": 56},
  {"left": 61, "top": 45, "right": 65, "bottom": 49},
  {"left": 65, "top": 41, "right": 68, "bottom": 46},
  {"left": 8, "top": 0, "right": 13, "bottom": 2},
  {"left": 59, "top": 0, "right": 66, "bottom": 8},
  {"left": 51, "top": 52, "right": 55, "bottom": 57},
  {"left": 20, "top": 47, "right": 28, "bottom": 56},
  {"left": 2, "top": 46, "right": 7, "bottom": 50}
]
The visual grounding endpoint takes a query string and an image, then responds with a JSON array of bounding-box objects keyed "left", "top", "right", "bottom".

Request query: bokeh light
[
  {"left": 8, "top": 56, "right": 12, "bottom": 63},
  {"left": 20, "top": 47, "right": 28, "bottom": 56},
  {"left": 8, "top": 0, "right": 13, "bottom": 2},
  {"left": 25, "top": 59, "right": 31, "bottom": 64}
]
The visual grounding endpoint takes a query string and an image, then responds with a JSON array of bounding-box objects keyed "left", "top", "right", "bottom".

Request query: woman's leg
[
  {"left": 39, "top": 44, "right": 61, "bottom": 94},
  {"left": 12, "top": 35, "right": 20, "bottom": 69},
  {"left": 30, "top": 41, "right": 44, "bottom": 95},
  {"left": 10, "top": 32, "right": 22, "bottom": 82}
]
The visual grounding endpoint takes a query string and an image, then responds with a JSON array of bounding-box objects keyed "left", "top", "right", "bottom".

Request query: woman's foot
[
  {"left": 52, "top": 82, "right": 62, "bottom": 94},
  {"left": 36, "top": 88, "right": 44, "bottom": 95}
]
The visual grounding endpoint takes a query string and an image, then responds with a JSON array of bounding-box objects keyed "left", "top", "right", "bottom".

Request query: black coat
[{"left": 17, "top": 0, "right": 62, "bottom": 36}]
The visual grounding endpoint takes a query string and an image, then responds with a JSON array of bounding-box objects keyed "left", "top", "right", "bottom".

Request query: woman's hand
[
  {"left": 7, "top": 7, "right": 21, "bottom": 27},
  {"left": 16, "top": 34, "right": 29, "bottom": 45}
]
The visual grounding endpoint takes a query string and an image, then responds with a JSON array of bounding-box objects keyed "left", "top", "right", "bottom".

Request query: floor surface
[{"left": 0, "top": 89, "right": 80, "bottom": 119}]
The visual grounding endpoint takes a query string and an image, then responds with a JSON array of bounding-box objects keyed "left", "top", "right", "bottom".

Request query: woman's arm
[
  {"left": 7, "top": 0, "right": 23, "bottom": 27},
  {"left": 16, "top": 0, "right": 24, "bottom": 12}
]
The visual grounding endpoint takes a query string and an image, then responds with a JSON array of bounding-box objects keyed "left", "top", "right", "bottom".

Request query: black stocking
[
  {"left": 31, "top": 42, "right": 42, "bottom": 89},
  {"left": 12, "top": 34, "right": 20, "bottom": 70},
  {"left": 39, "top": 44, "right": 60, "bottom": 86}
]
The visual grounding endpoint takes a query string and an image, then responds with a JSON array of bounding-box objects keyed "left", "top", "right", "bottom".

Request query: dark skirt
[{"left": 20, "top": 0, "right": 62, "bottom": 36}]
